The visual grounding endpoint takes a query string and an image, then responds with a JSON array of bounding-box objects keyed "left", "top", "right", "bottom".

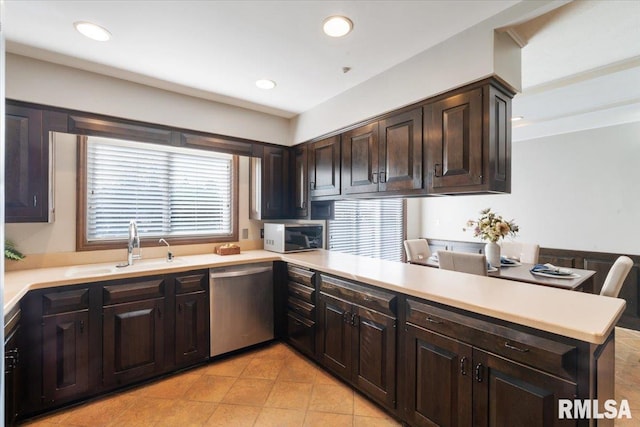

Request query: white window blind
[
  {"left": 328, "top": 199, "right": 406, "bottom": 262},
  {"left": 86, "top": 136, "right": 233, "bottom": 241}
]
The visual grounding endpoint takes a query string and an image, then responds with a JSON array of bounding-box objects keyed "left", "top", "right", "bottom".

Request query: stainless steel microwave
[{"left": 263, "top": 223, "right": 323, "bottom": 253}]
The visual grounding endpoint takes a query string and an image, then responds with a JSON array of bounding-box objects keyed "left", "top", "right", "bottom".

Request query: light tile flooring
[
  {"left": 20, "top": 342, "right": 401, "bottom": 427},
  {"left": 20, "top": 327, "right": 640, "bottom": 427}
]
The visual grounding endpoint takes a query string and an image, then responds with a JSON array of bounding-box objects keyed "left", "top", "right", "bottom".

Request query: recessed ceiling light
[
  {"left": 511, "top": 116, "right": 524, "bottom": 122},
  {"left": 255, "top": 79, "right": 276, "bottom": 90},
  {"left": 74, "top": 21, "right": 112, "bottom": 42},
  {"left": 323, "top": 16, "right": 353, "bottom": 38}
]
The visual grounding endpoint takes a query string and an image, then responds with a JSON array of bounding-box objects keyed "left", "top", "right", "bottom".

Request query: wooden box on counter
[{"left": 215, "top": 245, "right": 241, "bottom": 255}]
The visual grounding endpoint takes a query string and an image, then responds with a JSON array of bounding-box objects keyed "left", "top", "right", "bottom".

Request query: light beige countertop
[{"left": 4, "top": 249, "right": 626, "bottom": 345}]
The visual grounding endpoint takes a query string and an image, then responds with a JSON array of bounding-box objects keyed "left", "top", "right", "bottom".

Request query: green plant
[
  {"left": 5, "top": 239, "right": 25, "bottom": 261},
  {"left": 464, "top": 208, "right": 519, "bottom": 243}
]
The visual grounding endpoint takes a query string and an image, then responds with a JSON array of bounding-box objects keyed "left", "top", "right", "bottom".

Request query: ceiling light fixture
[
  {"left": 323, "top": 16, "right": 353, "bottom": 38},
  {"left": 255, "top": 79, "right": 276, "bottom": 90},
  {"left": 511, "top": 116, "right": 524, "bottom": 122},
  {"left": 74, "top": 21, "right": 112, "bottom": 41}
]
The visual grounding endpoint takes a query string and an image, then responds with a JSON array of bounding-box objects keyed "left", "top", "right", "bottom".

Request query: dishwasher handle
[{"left": 210, "top": 265, "right": 273, "bottom": 279}]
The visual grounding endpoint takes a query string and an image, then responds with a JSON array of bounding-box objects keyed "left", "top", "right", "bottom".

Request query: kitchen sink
[
  {"left": 64, "top": 265, "right": 116, "bottom": 277},
  {"left": 64, "top": 258, "right": 185, "bottom": 278}
]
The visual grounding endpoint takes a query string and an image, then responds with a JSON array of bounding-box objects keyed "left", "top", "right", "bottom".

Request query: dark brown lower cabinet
[
  {"left": 42, "top": 310, "right": 90, "bottom": 403},
  {"left": 16, "top": 269, "right": 210, "bottom": 421},
  {"left": 286, "top": 312, "right": 315, "bottom": 357},
  {"left": 318, "top": 286, "right": 397, "bottom": 411},
  {"left": 175, "top": 291, "right": 209, "bottom": 366},
  {"left": 402, "top": 298, "right": 580, "bottom": 427},
  {"left": 472, "top": 348, "right": 577, "bottom": 427},
  {"left": 103, "top": 298, "right": 165, "bottom": 387},
  {"left": 404, "top": 324, "right": 472, "bottom": 427},
  {"left": 5, "top": 317, "right": 21, "bottom": 427},
  {"left": 285, "top": 265, "right": 317, "bottom": 357}
]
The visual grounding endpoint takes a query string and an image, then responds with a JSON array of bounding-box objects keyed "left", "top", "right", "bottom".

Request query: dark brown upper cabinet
[
  {"left": 424, "top": 79, "right": 512, "bottom": 194},
  {"left": 309, "top": 135, "right": 341, "bottom": 199},
  {"left": 250, "top": 144, "right": 290, "bottom": 219},
  {"left": 342, "top": 122, "right": 379, "bottom": 195},
  {"left": 342, "top": 108, "right": 422, "bottom": 196},
  {"left": 291, "top": 144, "right": 309, "bottom": 219},
  {"left": 5, "top": 105, "right": 47, "bottom": 222},
  {"left": 5, "top": 101, "right": 68, "bottom": 223}
]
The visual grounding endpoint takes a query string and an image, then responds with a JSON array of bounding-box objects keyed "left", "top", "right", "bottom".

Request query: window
[
  {"left": 77, "top": 136, "right": 238, "bottom": 250},
  {"left": 328, "top": 198, "right": 406, "bottom": 262}
]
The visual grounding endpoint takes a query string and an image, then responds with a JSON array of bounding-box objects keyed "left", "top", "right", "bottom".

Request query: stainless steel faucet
[
  {"left": 159, "top": 238, "right": 173, "bottom": 262},
  {"left": 127, "top": 220, "right": 141, "bottom": 265}
]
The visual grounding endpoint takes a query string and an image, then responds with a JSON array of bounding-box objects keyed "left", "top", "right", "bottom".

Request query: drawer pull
[
  {"left": 460, "top": 356, "right": 467, "bottom": 376},
  {"left": 351, "top": 313, "right": 359, "bottom": 327},
  {"left": 426, "top": 316, "right": 443, "bottom": 324},
  {"left": 504, "top": 342, "right": 530, "bottom": 353},
  {"left": 343, "top": 311, "right": 351, "bottom": 324},
  {"left": 475, "top": 363, "right": 483, "bottom": 383}
]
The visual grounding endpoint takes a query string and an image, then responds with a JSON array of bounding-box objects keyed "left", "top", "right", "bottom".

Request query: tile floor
[
  {"left": 20, "top": 327, "right": 640, "bottom": 427},
  {"left": 20, "top": 342, "right": 401, "bottom": 427}
]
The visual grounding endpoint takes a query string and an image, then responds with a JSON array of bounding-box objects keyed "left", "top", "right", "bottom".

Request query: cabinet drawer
[
  {"left": 286, "top": 311, "right": 315, "bottom": 357},
  {"left": 320, "top": 274, "right": 396, "bottom": 316},
  {"left": 287, "top": 296, "right": 315, "bottom": 319},
  {"left": 288, "top": 281, "right": 315, "bottom": 303},
  {"left": 43, "top": 287, "right": 89, "bottom": 315},
  {"left": 175, "top": 272, "right": 207, "bottom": 294},
  {"left": 406, "top": 298, "right": 578, "bottom": 381},
  {"left": 288, "top": 265, "right": 315, "bottom": 287},
  {"left": 103, "top": 278, "right": 165, "bottom": 305}
]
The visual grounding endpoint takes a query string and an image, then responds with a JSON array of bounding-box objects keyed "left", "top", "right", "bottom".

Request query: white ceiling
[
  {"left": 4, "top": 0, "right": 640, "bottom": 140},
  {"left": 3, "top": 0, "right": 519, "bottom": 117}
]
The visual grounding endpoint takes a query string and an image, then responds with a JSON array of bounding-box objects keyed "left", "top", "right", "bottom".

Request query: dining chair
[
  {"left": 404, "top": 239, "right": 432, "bottom": 263},
  {"left": 600, "top": 256, "right": 634, "bottom": 298},
  {"left": 500, "top": 241, "right": 540, "bottom": 264},
  {"left": 437, "top": 250, "right": 488, "bottom": 276}
]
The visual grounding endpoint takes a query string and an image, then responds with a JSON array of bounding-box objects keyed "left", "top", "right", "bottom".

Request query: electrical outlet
[
  {"left": 241, "top": 228, "right": 248, "bottom": 239},
  {"left": 260, "top": 228, "right": 264, "bottom": 239}
]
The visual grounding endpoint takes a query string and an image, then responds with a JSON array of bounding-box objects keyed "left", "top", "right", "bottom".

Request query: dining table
[{"left": 411, "top": 258, "right": 596, "bottom": 293}]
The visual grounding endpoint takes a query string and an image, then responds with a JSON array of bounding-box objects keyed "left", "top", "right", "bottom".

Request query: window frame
[{"left": 76, "top": 135, "right": 239, "bottom": 251}]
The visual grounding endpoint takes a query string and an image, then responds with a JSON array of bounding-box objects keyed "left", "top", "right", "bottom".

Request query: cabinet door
[
  {"left": 342, "top": 122, "right": 379, "bottom": 195},
  {"left": 175, "top": 292, "right": 209, "bottom": 366},
  {"left": 286, "top": 311, "right": 316, "bottom": 357},
  {"left": 425, "top": 87, "right": 483, "bottom": 192},
  {"left": 292, "top": 145, "right": 309, "bottom": 218},
  {"left": 5, "top": 104, "right": 48, "bottom": 222},
  {"left": 403, "top": 324, "right": 472, "bottom": 427},
  {"left": 42, "top": 310, "right": 90, "bottom": 404},
  {"left": 103, "top": 298, "right": 165, "bottom": 386},
  {"left": 353, "top": 306, "right": 397, "bottom": 410},
  {"left": 472, "top": 348, "right": 577, "bottom": 427},
  {"left": 378, "top": 108, "right": 423, "bottom": 193},
  {"left": 262, "top": 145, "right": 290, "bottom": 218},
  {"left": 318, "top": 292, "right": 352, "bottom": 380},
  {"left": 4, "top": 326, "right": 21, "bottom": 427},
  {"left": 309, "top": 135, "right": 341, "bottom": 198}
]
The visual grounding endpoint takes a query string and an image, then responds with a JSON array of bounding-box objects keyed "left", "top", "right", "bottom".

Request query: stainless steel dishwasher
[{"left": 209, "top": 262, "right": 274, "bottom": 357}]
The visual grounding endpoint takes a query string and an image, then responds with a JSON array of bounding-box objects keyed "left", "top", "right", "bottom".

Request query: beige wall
[
  {"left": 6, "top": 54, "right": 291, "bottom": 145},
  {"left": 419, "top": 122, "right": 640, "bottom": 256},
  {"left": 5, "top": 133, "right": 264, "bottom": 270}
]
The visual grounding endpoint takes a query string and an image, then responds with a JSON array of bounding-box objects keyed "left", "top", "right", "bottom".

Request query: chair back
[
  {"left": 500, "top": 241, "right": 540, "bottom": 264},
  {"left": 404, "top": 239, "right": 431, "bottom": 263},
  {"left": 438, "top": 251, "right": 488, "bottom": 276},
  {"left": 600, "top": 256, "right": 633, "bottom": 298}
]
